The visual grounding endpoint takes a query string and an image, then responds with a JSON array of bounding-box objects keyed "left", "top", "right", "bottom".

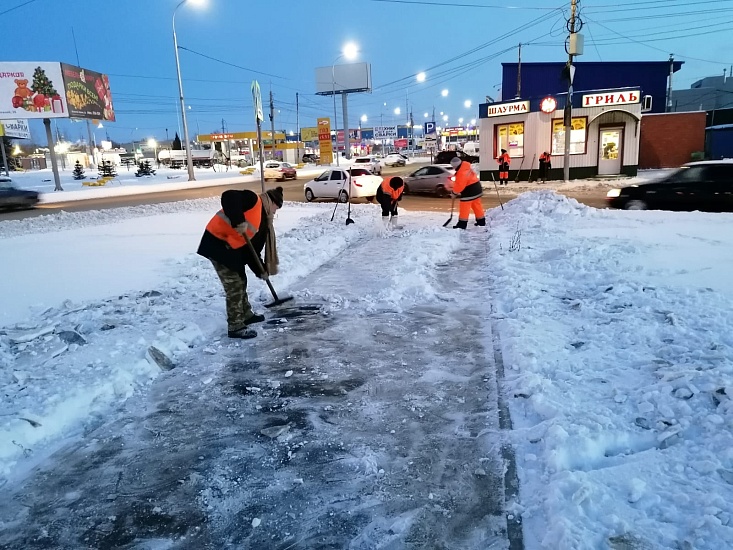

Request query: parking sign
[{"left": 424, "top": 121, "right": 436, "bottom": 135}]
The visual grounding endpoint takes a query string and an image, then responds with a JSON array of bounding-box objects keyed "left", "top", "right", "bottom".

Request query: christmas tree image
[
  {"left": 72, "top": 160, "right": 85, "bottom": 180},
  {"left": 29, "top": 66, "right": 60, "bottom": 113}
]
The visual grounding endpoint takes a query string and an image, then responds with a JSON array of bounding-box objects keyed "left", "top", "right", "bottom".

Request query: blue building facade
[{"left": 502, "top": 61, "right": 683, "bottom": 114}]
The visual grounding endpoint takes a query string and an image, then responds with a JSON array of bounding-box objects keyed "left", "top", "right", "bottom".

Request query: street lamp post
[
  {"left": 173, "top": 0, "right": 203, "bottom": 182},
  {"left": 331, "top": 42, "right": 358, "bottom": 166}
]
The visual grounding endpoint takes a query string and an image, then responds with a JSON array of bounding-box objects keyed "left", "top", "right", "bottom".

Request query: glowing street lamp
[
  {"left": 360, "top": 114, "right": 367, "bottom": 123},
  {"left": 416, "top": 72, "right": 426, "bottom": 83},
  {"left": 442, "top": 115, "right": 448, "bottom": 122},
  {"left": 423, "top": 112, "right": 429, "bottom": 118},
  {"left": 394, "top": 107, "right": 401, "bottom": 115},
  {"left": 464, "top": 99, "right": 472, "bottom": 109},
  {"left": 441, "top": 89, "right": 449, "bottom": 97}
]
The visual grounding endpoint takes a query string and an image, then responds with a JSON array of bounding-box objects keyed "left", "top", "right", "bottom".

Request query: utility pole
[
  {"left": 666, "top": 54, "right": 674, "bottom": 113},
  {"left": 296, "top": 92, "right": 300, "bottom": 163},
  {"left": 269, "top": 87, "right": 276, "bottom": 160},
  {"left": 516, "top": 43, "right": 522, "bottom": 99},
  {"left": 563, "top": 0, "right": 578, "bottom": 182}
]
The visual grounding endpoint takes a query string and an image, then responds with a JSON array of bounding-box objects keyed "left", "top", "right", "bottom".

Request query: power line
[
  {"left": 0, "top": 0, "right": 38, "bottom": 16},
  {"left": 177, "top": 47, "right": 288, "bottom": 80},
  {"left": 366, "top": 0, "right": 557, "bottom": 8}
]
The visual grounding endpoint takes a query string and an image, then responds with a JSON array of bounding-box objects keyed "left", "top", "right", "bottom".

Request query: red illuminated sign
[{"left": 540, "top": 96, "right": 557, "bottom": 114}]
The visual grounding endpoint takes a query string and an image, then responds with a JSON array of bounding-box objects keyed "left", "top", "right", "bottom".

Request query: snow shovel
[
  {"left": 491, "top": 172, "right": 504, "bottom": 211},
  {"left": 346, "top": 167, "right": 355, "bottom": 225},
  {"left": 241, "top": 231, "right": 294, "bottom": 308},
  {"left": 442, "top": 196, "right": 455, "bottom": 227}
]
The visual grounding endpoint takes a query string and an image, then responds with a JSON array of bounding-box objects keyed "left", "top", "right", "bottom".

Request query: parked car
[
  {"left": 304, "top": 168, "right": 381, "bottom": 203},
  {"left": 403, "top": 164, "right": 456, "bottom": 197},
  {"left": 606, "top": 160, "right": 733, "bottom": 212},
  {"left": 0, "top": 176, "right": 39, "bottom": 210},
  {"left": 383, "top": 153, "right": 407, "bottom": 167},
  {"left": 435, "top": 150, "right": 479, "bottom": 165},
  {"left": 352, "top": 156, "right": 382, "bottom": 175},
  {"left": 263, "top": 161, "right": 297, "bottom": 181},
  {"left": 302, "top": 154, "right": 320, "bottom": 164}
]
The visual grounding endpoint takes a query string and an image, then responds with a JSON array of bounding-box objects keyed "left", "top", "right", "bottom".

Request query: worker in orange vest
[
  {"left": 197, "top": 187, "right": 284, "bottom": 339},
  {"left": 498, "top": 149, "right": 511, "bottom": 185},
  {"left": 538, "top": 151, "right": 551, "bottom": 183},
  {"left": 376, "top": 176, "right": 405, "bottom": 228},
  {"left": 449, "top": 156, "right": 485, "bottom": 229}
]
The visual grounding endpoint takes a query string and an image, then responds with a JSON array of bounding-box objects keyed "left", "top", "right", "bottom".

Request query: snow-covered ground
[{"left": 1, "top": 184, "right": 732, "bottom": 548}]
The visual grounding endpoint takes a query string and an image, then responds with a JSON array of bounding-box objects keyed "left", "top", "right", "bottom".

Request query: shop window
[
  {"left": 551, "top": 117, "right": 587, "bottom": 155},
  {"left": 496, "top": 122, "right": 524, "bottom": 158}
]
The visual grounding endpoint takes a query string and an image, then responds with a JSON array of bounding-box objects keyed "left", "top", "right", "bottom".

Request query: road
[{"left": 0, "top": 165, "right": 609, "bottom": 220}]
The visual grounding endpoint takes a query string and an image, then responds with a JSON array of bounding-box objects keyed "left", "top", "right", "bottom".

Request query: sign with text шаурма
[{"left": 484, "top": 100, "right": 530, "bottom": 118}]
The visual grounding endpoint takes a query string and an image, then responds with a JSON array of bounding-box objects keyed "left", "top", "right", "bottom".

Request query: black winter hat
[
  {"left": 266, "top": 186, "right": 284, "bottom": 208},
  {"left": 389, "top": 177, "right": 404, "bottom": 190}
]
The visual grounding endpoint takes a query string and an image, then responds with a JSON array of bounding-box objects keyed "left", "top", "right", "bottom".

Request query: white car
[
  {"left": 352, "top": 156, "right": 382, "bottom": 175},
  {"left": 382, "top": 153, "right": 408, "bottom": 167},
  {"left": 262, "top": 161, "right": 297, "bottom": 181},
  {"left": 304, "top": 168, "right": 382, "bottom": 203}
]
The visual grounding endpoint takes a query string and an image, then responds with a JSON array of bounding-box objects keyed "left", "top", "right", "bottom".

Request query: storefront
[{"left": 478, "top": 88, "right": 642, "bottom": 181}]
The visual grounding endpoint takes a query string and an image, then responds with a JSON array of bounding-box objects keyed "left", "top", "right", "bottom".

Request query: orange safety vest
[
  {"left": 498, "top": 152, "right": 510, "bottom": 166},
  {"left": 380, "top": 177, "right": 404, "bottom": 201},
  {"left": 204, "top": 196, "right": 262, "bottom": 249},
  {"left": 540, "top": 153, "right": 551, "bottom": 163}
]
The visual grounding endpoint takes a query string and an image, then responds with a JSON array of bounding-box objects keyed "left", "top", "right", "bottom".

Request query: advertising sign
[
  {"left": 484, "top": 100, "right": 530, "bottom": 118},
  {"left": 582, "top": 90, "right": 640, "bottom": 107},
  {"left": 301, "top": 127, "right": 319, "bottom": 141},
  {"left": 0, "top": 119, "right": 30, "bottom": 139},
  {"left": 317, "top": 117, "right": 332, "bottom": 165},
  {"left": 373, "top": 125, "right": 398, "bottom": 139},
  {"left": 394, "top": 138, "right": 408, "bottom": 148},
  {"left": 0, "top": 62, "right": 68, "bottom": 120},
  {"left": 60, "top": 64, "right": 115, "bottom": 121}
]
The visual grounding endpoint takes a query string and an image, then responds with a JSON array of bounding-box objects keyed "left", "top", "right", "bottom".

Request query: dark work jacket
[{"left": 197, "top": 189, "right": 268, "bottom": 276}]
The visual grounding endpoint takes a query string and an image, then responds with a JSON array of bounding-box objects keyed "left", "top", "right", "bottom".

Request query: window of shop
[
  {"left": 496, "top": 122, "right": 524, "bottom": 158},
  {"left": 551, "top": 117, "right": 587, "bottom": 155}
]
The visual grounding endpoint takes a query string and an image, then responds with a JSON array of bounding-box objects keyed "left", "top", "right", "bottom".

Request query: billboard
[
  {"left": 317, "top": 117, "right": 332, "bottom": 165},
  {"left": 315, "top": 62, "right": 372, "bottom": 95},
  {"left": 0, "top": 62, "right": 68, "bottom": 119},
  {"left": 61, "top": 63, "right": 115, "bottom": 121},
  {"left": 301, "top": 127, "right": 319, "bottom": 141},
  {"left": 373, "top": 125, "right": 398, "bottom": 139},
  {"left": 0, "top": 119, "right": 31, "bottom": 139}
]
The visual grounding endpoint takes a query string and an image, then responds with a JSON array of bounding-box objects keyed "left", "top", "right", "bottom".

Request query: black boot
[
  {"left": 244, "top": 313, "right": 266, "bottom": 325},
  {"left": 453, "top": 220, "right": 468, "bottom": 230},
  {"left": 474, "top": 218, "right": 486, "bottom": 227}
]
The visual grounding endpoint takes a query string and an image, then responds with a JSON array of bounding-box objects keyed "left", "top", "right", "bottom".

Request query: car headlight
[{"left": 606, "top": 188, "right": 621, "bottom": 198}]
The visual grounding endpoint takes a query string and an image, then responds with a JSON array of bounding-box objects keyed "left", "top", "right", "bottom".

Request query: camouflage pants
[{"left": 211, "top": 261, "right": 254, "bottom": 332}]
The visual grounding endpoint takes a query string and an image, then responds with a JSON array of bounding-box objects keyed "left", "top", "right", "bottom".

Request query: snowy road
[{"left": 0, "top": 229, "right": 515, "bottom": 549}]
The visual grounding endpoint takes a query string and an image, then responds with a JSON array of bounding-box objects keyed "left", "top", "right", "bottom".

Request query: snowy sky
[{"left": 2, "top": 184, "right": 733, "bottom": 548}]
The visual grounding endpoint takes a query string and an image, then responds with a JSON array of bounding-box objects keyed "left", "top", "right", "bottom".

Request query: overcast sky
[{"left": 3, "top": 0, "right": 732, "bottom": 144}]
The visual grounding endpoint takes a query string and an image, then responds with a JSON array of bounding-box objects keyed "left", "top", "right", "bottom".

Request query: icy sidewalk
[{"left": 0, "top": 225, "right": 515, "bottom": 549}]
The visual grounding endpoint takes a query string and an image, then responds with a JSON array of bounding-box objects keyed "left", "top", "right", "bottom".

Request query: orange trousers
[
  {"left": 458, "top": 198, "right": 485, "bottom": 222},
  {"left": 500, "top": 171, "right": 509, "bottom": 180}
]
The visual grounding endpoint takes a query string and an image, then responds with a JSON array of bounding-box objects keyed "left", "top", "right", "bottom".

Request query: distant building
[{"left": 670, "top": 74, "right": 733, "bottom": 113}]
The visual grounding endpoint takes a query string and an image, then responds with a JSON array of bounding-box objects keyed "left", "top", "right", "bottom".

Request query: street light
[
  {"left": 173, "top": 0, "right": 206, "bottom": 181},
  {"left": 441, "top": 89, "right": 449, "bottom": 97},
  {"left": 360, "top": 114, "right": 367, "bottom": 123},
  {"left": 424, "top": 112, "right": 429, "bottom": 118},
  {"left": 332, "top": 42, "right": 359, "bottom": 166},
  {"left": 416, "top": 72, "right": 426, "bottom": 83},
  {"left": 464, "top": 100, "right": 472, "bottom": 109}
]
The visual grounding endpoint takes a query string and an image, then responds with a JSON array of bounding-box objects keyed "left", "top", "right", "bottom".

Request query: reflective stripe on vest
[{"left": 205, "top": 196, "right": 262, "bottom": 249}]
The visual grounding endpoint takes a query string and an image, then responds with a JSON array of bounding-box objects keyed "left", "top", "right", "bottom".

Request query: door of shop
[{"left": 598, "top": 127, "right": 623, "bottom": 175}]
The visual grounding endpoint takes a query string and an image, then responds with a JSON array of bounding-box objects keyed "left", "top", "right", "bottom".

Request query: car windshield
[
  {"left": 350, "top": 168, "right": 371, "bottom": 176},
  {"left": 282, "top": 163, "right": 292, "bottom": 168}
]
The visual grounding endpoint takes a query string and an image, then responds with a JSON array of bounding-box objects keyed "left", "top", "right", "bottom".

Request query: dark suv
[
  {"left": 302, "top": 154, "right": 320, "bottom": 164},
  {"left": 606, "top": 161, "right": 733, "bottom": 212}
]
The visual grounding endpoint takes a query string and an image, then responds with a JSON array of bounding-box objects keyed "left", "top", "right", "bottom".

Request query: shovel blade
[
  {"left": 346, "top": 218, "right": 355, "bottom": 225},
  {"left": 264, "top": 295, "right": 295, "bottom": 309}
]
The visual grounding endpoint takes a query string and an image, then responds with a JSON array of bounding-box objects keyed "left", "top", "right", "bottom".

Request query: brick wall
[{"left": 639, "top": 112, "right": 706, "bottom": 168}]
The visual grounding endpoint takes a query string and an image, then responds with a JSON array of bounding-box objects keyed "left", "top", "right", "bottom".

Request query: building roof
[{"left": 502, "top": 60, "right": 684, "bottom": 73}]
